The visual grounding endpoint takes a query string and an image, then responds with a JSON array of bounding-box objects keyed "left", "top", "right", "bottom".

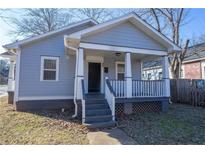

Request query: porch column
[
  {"left": 76, "top": 48, "right": 84, "bottom": 99},
  {"left": 162, "top": 55, "right": 170, "bottom": 112},
  {"left": 162, "top": 55, "right": 170, "bottom": 97},
  {"left": 125, "top": 52, "right": 132, "bottom": 98},
  {"left": 8, "top": 60, "right": 15, "bottom": 92}
]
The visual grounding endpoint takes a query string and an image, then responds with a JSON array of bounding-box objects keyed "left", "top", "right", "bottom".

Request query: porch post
[
  {"left": 125, "top": 52, "right": 132, "bottom": 98},
  {"left": 162, "top": 55, "right": 170, "bottom": 112},
  {"left": 8, "top": 61, "right": 15, "bottom": 92},
  {"left": 76, "top": 48, "right": 84, "bottom": 99},
  {"left": 162, "top": 55, "right": 170, "bottom": 97},
  {"left": 7, "top": 60, "right": 15, "bottom": 104}
]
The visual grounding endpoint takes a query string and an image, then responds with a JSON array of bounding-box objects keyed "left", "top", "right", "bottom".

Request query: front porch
[
  {"left": 72, "top": 47, "right": 170, "bottom": 127},
  {"left": 63, "top": 13, "right": 179, "bottom": 127}
]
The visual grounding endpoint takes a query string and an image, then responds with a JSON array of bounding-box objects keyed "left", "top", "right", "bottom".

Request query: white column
[
  {"left": 162, "top": 55, "right": 170, "bottom": 97},
  {"left": 76, "top": 48, "right": 84, "bottom": 99},
  {"left": 125, "top": 52, "right": 132, "bottom": 98},
  {"left": 8, "top": 61, "right": 15, "bottom": 92}
]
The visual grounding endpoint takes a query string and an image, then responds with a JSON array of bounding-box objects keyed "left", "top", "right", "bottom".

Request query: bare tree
[
  {"left": 0, "top": 9, "right": 9, "bottom": 19},
  {"left": 71, "top": 8, "right": 116, "bottom": 23},
  {"left": 119, "top": 8, "right": 190, "bottom": 78},
  {"left": 10, "top": 9, "right": 73, "bottom": 37},
  {"left": 146, "top": 9, "right": 190, "bottom": 79}
]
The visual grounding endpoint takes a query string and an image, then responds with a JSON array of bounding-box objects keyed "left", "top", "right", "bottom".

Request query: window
[
  {"left": 116, "top": 62, "right": 125, "bottom": 80},
  {"left": 159, "top": 72, "right": 162, "bottom": 80},
  {"left": 148, "top": 73, "right": 152, "bottom": 80},
  {"left": 40, "top": 56, "right": 59, "bottom": 81}
]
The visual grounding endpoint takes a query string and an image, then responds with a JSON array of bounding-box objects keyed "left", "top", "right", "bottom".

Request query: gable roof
[
  {"left": 184, "top": 42, "right": 205, "bottom": 63},
  {"left": 142, "top": 60, "right": 162, "bottom": 69},
  {"left": 3, "top": 18, "right": 97, "bottom": 49},
  {"left": 0, "top": 51, "right": 16, "bottom": 60},
  {"left": 65, "top": 12, "right": 181, "bottom": 51}
]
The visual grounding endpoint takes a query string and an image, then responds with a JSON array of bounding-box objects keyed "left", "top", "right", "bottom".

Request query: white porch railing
[
  {"left": 110, "top": 79, "right": 165, "bottom": 98},
  {"left": 132, "top": 80, "right": 165, "bottom": 97},
  {"left": 105, "top": 77, "right": 115, "bottom": 121},
  {"left": 110, "top": 80, "right": 126, "bottom": 98}
]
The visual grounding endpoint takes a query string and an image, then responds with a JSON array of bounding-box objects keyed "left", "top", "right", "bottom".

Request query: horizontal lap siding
[
  {"left": 103, "top": 57, "right": 141, "bottom": 80},
  {"left": 19, "top": 22, "right": 93, "bottom": 97},
  {"left": 82, "top": 22, "right": 166, "bottom": 51}
]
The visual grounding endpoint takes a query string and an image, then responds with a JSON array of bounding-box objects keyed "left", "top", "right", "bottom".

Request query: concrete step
[
  {"left": 84, "top": 121, "right": 116, "bottom": 129},
  {"left": 86, "top": 109, "right": 111, "bottom": 116},
  {"left": 85, "top": 115, "right": 113, "bottom": 123},
  {"left": 86, "top": 103, "right": 109, "bottom": 110}
]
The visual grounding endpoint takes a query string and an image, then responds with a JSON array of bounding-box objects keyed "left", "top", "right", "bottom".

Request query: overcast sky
[{"left": 1, "top": 8, "right": 205, "bottom": 53}]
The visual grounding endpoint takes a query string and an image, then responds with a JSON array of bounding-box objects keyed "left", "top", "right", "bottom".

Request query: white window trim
[
  {"left": 115, "top": 61, "right": 125, "bottom": 80},
  {"left": 40, "top": 56, "right": 59, "bottom": 81},
  {"left": 201, "top": 61, "right": 205, "bottom": 79}
]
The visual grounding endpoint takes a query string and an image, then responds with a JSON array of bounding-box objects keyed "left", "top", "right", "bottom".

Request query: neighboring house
[
  {"left": 0, "top": 59, "right": 10, "bottom": 85},
  {"left": 142, "top": 60, "right": 162, "bottom": 80},
  {"left": 1, "top": 13, "right": 181, "bottom": 128},
  {"left": 182, "top": 43, "right": 205, "bottom": 79}
]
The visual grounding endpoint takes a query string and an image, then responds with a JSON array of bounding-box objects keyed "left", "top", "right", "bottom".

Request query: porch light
[{"left": 115, "top": 52, "right": 121, "bottom": 56}]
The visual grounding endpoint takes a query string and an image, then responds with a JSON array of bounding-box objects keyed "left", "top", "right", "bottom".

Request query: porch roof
[{"left": 0, "top": 51, "right": 16, "bottom": 61}]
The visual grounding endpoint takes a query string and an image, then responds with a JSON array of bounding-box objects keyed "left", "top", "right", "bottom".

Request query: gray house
[{"left": 1, "top": 13, "right": 181, "bottom": 128}]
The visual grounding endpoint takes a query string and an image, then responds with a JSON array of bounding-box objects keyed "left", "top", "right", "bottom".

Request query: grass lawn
[
  {"left": 118, "top": 103, "right": 205, "bottom": 144},
  {"left": 0, "top": 96, "right": 89, "bottom": 144}
]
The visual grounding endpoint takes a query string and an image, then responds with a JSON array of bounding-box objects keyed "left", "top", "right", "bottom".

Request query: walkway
[{"left": 87, "top": 128, "right": 136, "bottom": 145}]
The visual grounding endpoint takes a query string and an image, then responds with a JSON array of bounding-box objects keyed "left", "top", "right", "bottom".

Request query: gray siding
[
  {"left": 82, "top": 22, "right": 166, "bottom": 51},
  {"left": 103, "top": 57, "right": 141, "bottom": 80},
  {"left": 19, "top": 22, "right": 93, "bottom": 97}
]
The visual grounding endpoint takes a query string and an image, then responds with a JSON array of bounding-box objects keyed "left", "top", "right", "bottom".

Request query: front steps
[{"left": 83, "top": 94, "right": 116, "bottom": 128}]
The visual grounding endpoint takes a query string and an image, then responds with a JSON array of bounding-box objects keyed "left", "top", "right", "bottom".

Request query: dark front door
[{"left": 88, "top": 62, "right": 101, "bottom": 92}]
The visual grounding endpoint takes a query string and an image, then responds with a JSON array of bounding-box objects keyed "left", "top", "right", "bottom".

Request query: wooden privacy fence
[{"left": 170, "top": 79, "right": 205, "bottom": 107}]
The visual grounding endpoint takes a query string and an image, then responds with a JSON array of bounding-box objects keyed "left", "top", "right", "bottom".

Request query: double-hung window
[
  {"left": 116, "top": 62, "right": 125, "bottom": 80},
  {"left": 40, "top": 56, "right": 59, "bottom": 81}
]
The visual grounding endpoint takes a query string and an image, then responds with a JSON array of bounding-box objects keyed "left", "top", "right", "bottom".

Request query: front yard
[
  {"left": 1, "top": 95, "right": 205, "bottom": 145},
  {"left": 0, "top": 96, "right": 89, "bottom": 144},
  {"left": 118, "top": 103, "right": 205, "bottom": 144}
]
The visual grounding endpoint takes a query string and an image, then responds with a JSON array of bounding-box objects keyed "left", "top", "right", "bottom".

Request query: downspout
[{"left": 65, "top": 43, "right": 79, "bottom": 118}]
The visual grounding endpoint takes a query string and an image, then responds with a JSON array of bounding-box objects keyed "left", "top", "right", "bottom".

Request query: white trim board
[
  {"left": 201, "top": 61, "right": 205, "bottom": 79},
  {"left": 183, "top": 57, "right": 205, "bottom": 64},
  {"left": 80, "top": 42, "right": 168, "bottom": 56},
  {"left": 18, "top": 96, "right": 74, "bottom": 101},
  {"left": 14, "top": 49, "right": 21, "bottom": 103}
]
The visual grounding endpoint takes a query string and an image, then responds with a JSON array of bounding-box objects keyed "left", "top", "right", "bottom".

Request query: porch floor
[{"left": 85, "top": 93, "right": 169, "bottom": 103}]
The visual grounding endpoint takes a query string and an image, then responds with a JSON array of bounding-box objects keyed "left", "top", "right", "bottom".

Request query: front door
[{"left": 88, "top": 62, "right": 101, "bottom": 93}]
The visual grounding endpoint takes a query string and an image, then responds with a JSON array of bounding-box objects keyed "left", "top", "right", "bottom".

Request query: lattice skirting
[
  {"left": 115, "top": 103, "right": 125, "bottom": 116},
  {"left": 115, "top": 102, "right": 162, "bottom": 116},
  {"left": 132, "top": 102, "right": 162, "bottom": 113}
]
